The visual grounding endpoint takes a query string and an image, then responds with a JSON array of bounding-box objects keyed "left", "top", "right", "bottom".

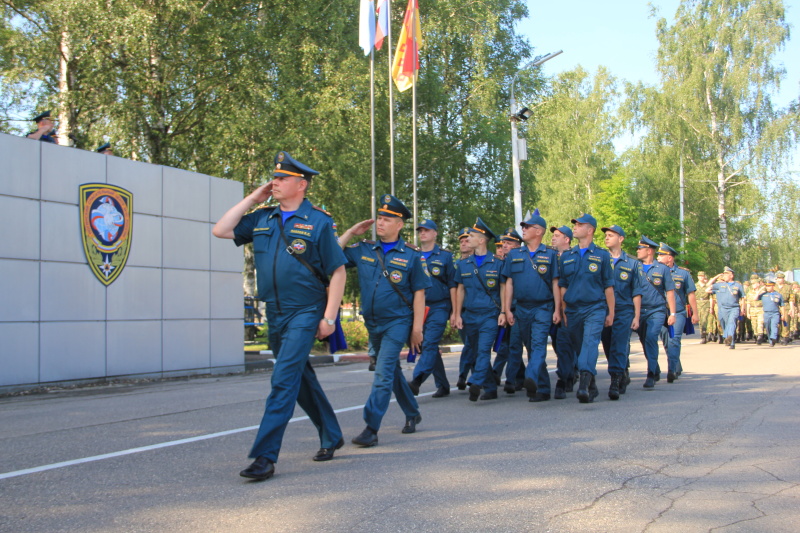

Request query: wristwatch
[
  {"left": 324, "top": 317, "right": 336, "bottom": 326},
  {"left": 670, "top": 313, "right": 676, "bottom": 316}
]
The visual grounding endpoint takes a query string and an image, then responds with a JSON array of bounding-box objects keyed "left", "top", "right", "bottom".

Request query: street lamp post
[{"left": 510, "top": 50, "right": 563, "bottom": 226}]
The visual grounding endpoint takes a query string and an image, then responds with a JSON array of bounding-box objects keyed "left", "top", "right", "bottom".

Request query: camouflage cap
[
  {"left": 697, "top": 271, "right": 706, "bottom": 277},
  {"left": 776, "top": 272, "right": 786, "bottom": 278}
]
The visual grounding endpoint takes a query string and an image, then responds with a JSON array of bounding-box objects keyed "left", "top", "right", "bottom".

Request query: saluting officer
[
  {"left": 757, "top": 281, "right": 785, "bottom": 346},
  {"left": 453, "top": 218, "right": 504, "bottom": 402},
  {"left": 558, "top": 213, "right": 614, "bottom": 403},
  {"left": 600, "top": 225, "right": 642, "bottom": 400},
  {"left": 503, "top": 211, "right": 561, "bottom": 403},
  {"left": 26, "top": 111, "right": 58, "bottom": 144},
  {"left": 455, "top": 227, "right": 477, "bottom": 389},
  {"left": 706, "top": 267, "right": 745, "bottom": 349},
  {"left": 96, "top": 142, "right": 113, "bottom": 155},
  {"left": 339, "top": 195, "right": 431, "bottom": 445},
  {"left": 656, "top": 243, "right": 698, "bottom": 382},
  {"left": 549, "top": 225, "right": 576, "bottom": 398},
  {"left": 635, "top": 236, "right": 677, "bottom": 389},
  {"left": 213, "top": 151, "right": 346, "bottom": 481},
  {"left": 407, "top": 219, "right": 455, "bottom": 399}
]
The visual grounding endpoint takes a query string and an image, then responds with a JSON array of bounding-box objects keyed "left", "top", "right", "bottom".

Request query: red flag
[{"left": 391, "top": 0, "right": 423, "bottom": 91}]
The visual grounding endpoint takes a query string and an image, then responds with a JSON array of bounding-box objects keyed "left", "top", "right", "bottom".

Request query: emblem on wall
[{"left": 79, "top": 183, "right": 133, "bottom": 286}]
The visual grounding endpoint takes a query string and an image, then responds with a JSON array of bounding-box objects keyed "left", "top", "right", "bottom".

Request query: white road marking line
[{"left": 0, "top": 392, "right": 434, "bottom": 481}]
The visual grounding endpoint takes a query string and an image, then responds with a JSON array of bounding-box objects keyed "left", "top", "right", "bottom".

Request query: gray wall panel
[
  {"left": 0, "top": 133, "right": 41, "bottom": 199},
  {"left": 162, "top": 218, "right": 210, "bottom": 270},
  {"left": 40, "top": 202, "right": 84, "bottom": 263},
  {"left": 0, "top": 322, "right": 39, "bottom": 386},
  {"left": 163, "top": 167, "right": 210, "bottom": 222},
  {"left": 40, "top": 321, "right": 106, "bottom": 382},
  {"left": 107, "top": 156, "right": 163, "bottom": 216},
  {"left": 0, "top": 259, "right": 39, "bottom": 322},
  {"left": 210, "top": 271, "right": 244, "bottom": 319},
  {"left": 41, "top": 143, "right": 107, "bottom": 204},
  {"left": 210, "top": 320, "right": 244, "bottom": 369},
  {"left": 126, "top": 213, "right": 162, "bottom": 268},
  {"left": 106, "top": 321, "right": 163, "bottom": 376},
  {"left": 162, "top": 320, "right": 210, "bottom": 371},
  {"left": 40, "top": 262, "right": 107, "bottom": 322},
  {"left": 107, "top": 266, "right": 162, "bottom": 321},
  {"left": 0, "top": 196, "right": 40, "bottom": 260},
  {"left": 162, "top": 269, "right": 210, "bottom": 320}
]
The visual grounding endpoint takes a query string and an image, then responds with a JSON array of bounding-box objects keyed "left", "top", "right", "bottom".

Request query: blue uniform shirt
[
  {"left": 710, "top": 281, "right": 744, "bottom": 309},
  {"left": 344, "top": 238, "right": 431, "bottom": 322},
  {"left": 610, "top": 251, "right": 643, "bottom": 310},
  {"left": 669, "top": 265, "right": 696, "bottom": 312},
  {"left": 558, "top": 242, "right": 613, "bottom": 306},
  {"left": 422, "top": 244, "right": 456, "bottom": 304},
  {"left": 759, "top": 291, "right": 783, "bottom": 313},
  {"left": 501, "top": 243, "right": 559, "bottom": 305},
  {"left": 455, "top": 254, "right": 503, "bottom": 313},
  {"left": 233, "top": 198, "right": 346, "bottom": 312},
  {"left": 638, "top": 261, "right": 676, "bottom": 309}
]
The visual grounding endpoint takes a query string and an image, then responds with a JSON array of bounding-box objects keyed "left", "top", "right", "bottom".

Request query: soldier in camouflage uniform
[
  {"left": 738, "top": 280, "right": 751, "bottom": 342},
  {"left": 775, "top": 272, "right": 794, "bottom": 345},
  {"left": 696, "top": 271, "right": 714, "bottom": 344},
  {"left": 790, "top": 282, "right": 800, "bottom": 340},
  {"left": 745, "top": 275, "right": 766, "bottom": 345}
]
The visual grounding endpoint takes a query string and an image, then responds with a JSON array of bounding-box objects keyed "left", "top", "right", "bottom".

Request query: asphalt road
[{"left": 2, "top": 337, "right": 799, "bottom": 532}]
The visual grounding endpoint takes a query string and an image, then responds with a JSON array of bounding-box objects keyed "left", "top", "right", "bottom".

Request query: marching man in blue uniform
[
  {"left": 407, "top": 219, "right": 455, "bottom": 399},
  {"left": 550, "top": 224, "right": 576, "bottom": 398},
  {"left": 213, "top": 151, "right": 347, "bottom": 481},
  {"left": 453, "top": 217, "right": 504, "bottom": 402},
  {"left": 455, "top": 227, "right": 477, "bottom": 389},
  {"left": 657, "top": 243, "right": 699, "bottom": 382},
  {"left": 493, "top": 227, "right": 525, "bottom": 392},
  {"left": 706, "top": 266, "right": 745, "bottom": 349},
  {"left": 502, "top": 210, "right": 561, "bottom": 403},
  {"left": 600, "top": 225, "right": 642, "bottom": 399},
  {"left": 635, "top": 236, "right": 677, "bottom": 389},
  {"left": 756, "top": 281, "right": 786, "bottom": 347},
  {"left": 558, "top": 213, "right": 614, "bottom": 403},
  {"left": 338, "top": 195, "right": 431, "bottom": 445}
]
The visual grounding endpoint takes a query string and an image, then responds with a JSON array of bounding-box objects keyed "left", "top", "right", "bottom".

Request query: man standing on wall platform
[{"left": 213, "top": 151, "right": 347, "bottom": 481}]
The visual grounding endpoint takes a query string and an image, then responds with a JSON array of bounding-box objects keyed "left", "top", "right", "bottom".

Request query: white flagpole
[
  {"left": 387, "top": 0, "right": 395, "bottom": 195},
  {"left": 412, "top": 73, "right": 417, "bottom": 244},
  {"left": 370, "top": 47, "right": 377, "bottom": 240}
]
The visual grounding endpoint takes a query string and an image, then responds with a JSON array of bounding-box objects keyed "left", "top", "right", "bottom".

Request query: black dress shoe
[
  {"left": 667, "top": 371, "right": 676, "bottom": 383},
  {"left": 523, "top": 377, "right": 538, "bottom": 399},
  {"left": 608, "top": 374, "right": 621, "bottom": 401},
  {"left": 432, "top": 386, "right": 450, "bottom": 398},
  {"left": 480, "top": 390, "right": 498, "bottom": 400},
  {"left": 468, "top": 384, "right": 481, "bottom": 402},
  {"left": 408, "top": 377, "right": 421, "bottom": 396},
  {"left": 456, "top": 377, "right": 467, "bottom": 390},
  {"left": 240, "top": 457, "right": 275, "bottom": 480},
  {"left": 529, "top": 393, "right": 550, "bottom": 403},
  {"left": 643, "top": 373, "right": 656, "bottom": 389},
  {"left": 402, "top": 415, "right": 422, "bottom": 434},
  {"left": 503, "top": 382, "right": 516, "bottom": 394},
  {"left": 554, "top": 379, "right": 566, "bottom": 400},
  {"left": 352, "top": 427, "right": 378, "bottom": 447},
  {"left": 368, "top": 356, "right": 376, "bottom": 371},
  {"left": 313, "top": 438, "right": 344, "bottom": 461}
]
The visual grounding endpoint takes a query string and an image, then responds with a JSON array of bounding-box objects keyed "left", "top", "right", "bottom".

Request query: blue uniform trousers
[
  {"left": 553, "top": 323, "right": 575, "bottom": 383},
  {"left": 462, "top": 309, "right": 499, "bottom": 392},
  {"left": 603, "top": 306, "right": 635, "bottom": 375},
  {"left": 764, "top": 312, "right": 780, "bottom": 340},
  {"left": 718, "top": 307, "right": 740, "bottom": 346},
  {"left": 565, "top": 302, "right": 607, "bottom": 376},
  {"left": 660, "top": 311, "right": 686, "bottom": 374},
  {"left": 491, "top": 327, "right": 510, "bottom": 375},
  {"left": 458, "top": 327, "right": 476, "bottom": 379},
  {"left": 507, "top": 303, "right": 553, "bottom": 394},
  {"left": 638, "top": 307, "right": 666, "bottom": 376},
  {"left": 364, "top": 316, "right": 420, "bottom": 431},
  {"left": 412, "top": 301, "right": 451, "bottom": 389},
  {"left": 249, "top": 305, "right": 343, "bottom": 461}
]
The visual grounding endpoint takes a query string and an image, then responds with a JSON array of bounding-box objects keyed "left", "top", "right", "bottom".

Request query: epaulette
[
  {"left": 440, "top": 248, "right": 452, "bottom": 254},
  {"left": 255, "top": 204, "right": 277, "bottom": 213},
  {"left": 546, "top": 245, "right": 558, "bottom": 251},
  {"left": 406, "top": 243, "right": 421, "bottom": 251},
  {"left": 312, "top": 205, "right": 332, "bottom": 217},
  {"left": 362, "top": 239, "right": 376, "bottom": 244},
  {"left": 679, "top": 266, "right": 691, "bottom": 272}
]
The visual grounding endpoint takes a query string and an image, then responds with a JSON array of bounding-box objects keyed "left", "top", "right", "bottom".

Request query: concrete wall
[{"left": 0, "top": 133, "right": 245, "bottom": 388}]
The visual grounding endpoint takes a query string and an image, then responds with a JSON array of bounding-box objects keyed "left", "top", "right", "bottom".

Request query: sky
[{"left": 516, "top": 0, "right": 800, "bottom": 162}]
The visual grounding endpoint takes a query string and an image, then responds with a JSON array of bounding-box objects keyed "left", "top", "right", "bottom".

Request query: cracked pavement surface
[{"left": 1, "top": 338, "right": 798, "bottom": 532}]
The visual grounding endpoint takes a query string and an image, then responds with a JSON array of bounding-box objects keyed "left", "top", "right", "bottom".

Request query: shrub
[{"left": 341, "top": 320, "right": 369, "bottom": 351}]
